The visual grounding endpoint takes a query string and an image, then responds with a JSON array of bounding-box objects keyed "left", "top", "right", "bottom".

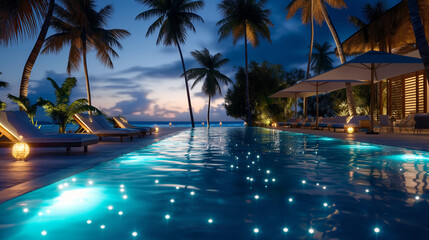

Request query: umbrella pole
[
  {"left": 316, "top": 83, "right": 319, "bottom": 129},
  {"left": 303, "top": 97, "right": 307, "bottom": 117},
  {"left": 367, "top": 63, "right": 379, "bottom": 134}
]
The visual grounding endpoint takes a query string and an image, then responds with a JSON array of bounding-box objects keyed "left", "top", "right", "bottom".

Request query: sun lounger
[
  {"left": 74, "top": 113, "right": 141, "bottom": 142},
  {"left": 0, "top": 111, "right": 98, "bottom": 155},
  {"left": 413, "top": 114, "right": 429, "bottom": 134},
  {"left": 112, "top": 116, "right": 155, "bottom": 135}
]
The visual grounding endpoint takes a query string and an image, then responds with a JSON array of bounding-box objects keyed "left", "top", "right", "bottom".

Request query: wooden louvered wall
[{"left": 385, "top": 70, "right": 427, "bottom": 119}]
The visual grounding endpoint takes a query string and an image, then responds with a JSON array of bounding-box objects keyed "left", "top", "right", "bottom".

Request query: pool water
[{"left": 0, "top": 128, "right": 428, "bottom": 239}]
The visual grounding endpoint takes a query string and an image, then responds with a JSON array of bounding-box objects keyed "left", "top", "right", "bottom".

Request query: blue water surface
[{"left": 0, "top": 128, "right": 428, "bottom": 239}]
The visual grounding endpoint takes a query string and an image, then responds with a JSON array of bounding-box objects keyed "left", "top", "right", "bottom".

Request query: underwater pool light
[
  {"left": 86, "top": 220, "right": 92, "bottom": 224},
  {"left": 208, "top": 218, "right": 213, "bottom": 223},
  {"left": 72, "top": 178, "right": 76, "bottom": 182},
  {"left": 23, "top": 208, "right": 29, "bottom": 213},
  {"left": 120, "top": 184, "right": 124, "bottom": 188},
  {"left": 254, "top": 195, "right": 260, "bottom": 200},
  {"left": 108, "top": 205, "right": 113, "bottom": 210},
  {"left": 165, "top": 214, "right": 171, "bottom": 220},
  {"left": 302, "top": 180, "right": 306, "bottom": 184},
  {"left": 176, "top": 186, "right": 180, "bottom": 190},
  {"left": 374, "top": 227, "right": 380, "bottom": 233},
  {"left": 88, "top": 180, "right": 93, "bottom": 185},
  {"left": 323, "top": 202, "right": 328, "bottom": 207},
  {"left": 38, "top": 212, "right": 43, "bottom": 216},
  {"left": 288, "top": 198, "right": 293, "bottom": 203},
  {"left": 266, "top": 170, "right": 270, "bottom": 174},
  {"left": 122, "top": 195, "right": 128, "bottom": 200},
  {"left": 170, "top": 199, "right": 175, "bottom": 203},
  {"left": 132, "top": 232, "right": 138, "bottom": 237},
  {"left": 323, "top": 186, "right": 327, "bottom": 190},
  {"left": 272, "top": 178, "right": 276, "bottom": 182},
  {"left": 190, "top": 191, "right": 195, "bottom": 196},
  {"left": 309, "top": 228, "right": 315, "bottom": 234},
  {"left": 155, "top": 179, "right": 159, "bottom": 184},
  {"left": 120, "top": 188, "right": 125, "bottom": 193},
  {"left": 415, "top": 196, "right": 420, "bottom": 200},
  {"left": 365, "top": 189, "right": 370, "bottom": 193},
  {"left": 264, "top": 179, "right": 268, "bottom": 183},
  {"left": 253, "top": 228, "right": 259, "bottom": 233},
  {"left": 118, "top": 211, "right": 123, "bottom": 215},
  {"left": 100, "top": 225, "right": 105, "bottom": 229},
  {"left": 41, "top": 230, "right": 47, "bottom": 236},
  {"left": 283, "top": 227, "right": 289, "bottom": 233}
]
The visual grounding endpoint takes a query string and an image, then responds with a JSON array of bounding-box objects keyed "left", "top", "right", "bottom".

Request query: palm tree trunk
[
  {"left": 407, "top": 0, "right": 429, "bottom": 85},
  {"left": 306, "top": 0, "right": 314, "bottom": 79},
  {"left": 19, "top": 0, "right": 55, "bottom": 98},
  {"left": 317, "top": 0, "right": 357, "bottom": 116},
  {"left": 175, "top": 38, "right": 195, "bottom": 128},
  {"left": 207, "top": 96, "right": 211, "bottom": 128},
  {"left": 82, "top": 42, "right": 92, "bottom": 107},
  {"left": 244, "top": 25, "right": 252, "bottom": 127}
]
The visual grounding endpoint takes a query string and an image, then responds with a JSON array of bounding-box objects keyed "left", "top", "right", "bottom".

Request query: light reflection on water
[{"left": 0, "top": 127, "right": 428, "bottom": 239}]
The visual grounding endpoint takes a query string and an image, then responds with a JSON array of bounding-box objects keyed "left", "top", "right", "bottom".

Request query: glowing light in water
[
  {"left": 120, "top": 189, "right": 125, "bottom": 193},
  {"left": 64, "top": 183, "right": 69, "bottom": 187},
  {"left": 264, "top": 179, "right": 268, "bottom": 183},
  {"left": 58, "top": 184, "right": 64, "bottom": 190},
  {"left": 266, "top": 170, "right": 270, "bottom": 174},
  {"left": 283, "top": 227, "right": 289, "bottom": 233},
  {"left": 253, "top": 228, "right": 259, "bottom": 233},
  {"left": 254, "top": 195, "right": 260, "bottom": 199},
  {"left": 415, "top": 196, "right": 420, "bottom": 200},
  {"left": 272, "top": 178, "right": 276, "bottom": 182},
  {"left": 108, "top": 205, "right": 113, "bottom": 210},
  {"left": 87, "top": 220, "right": 92, "bottom": 224},
  {"left": 316, "top": 183, "right": 320, "bottom": 186},
  {"left": 374, "top": 227, "right": 380, "bottom": 233},
  {"left": 122, "top": 195, "right": 128, "bottom": 200},
  {"left": 38, "top": 212, "right": 43, "bottom": 216},
  {"left": 176, "top": 186, "right": 180, "bottom": 190},
  {"left": 309, "top": 228, "right": 315, "bottom": 234},
  {"left": 155, "top": 179, "right": 159, "bottom": 184},
  {"left": 190, "top": 191, "right": 195, "bottom": 196},
  {"left": 170, "top": 199, "right": 175, "bottom": 203},
  {"left": 323, "top": 202, "right": 328, "bottom": 207},
  {"left": 88, "top": 180, "right": 93, "bottom": 185},
  {"left": 120, "top": 184, "right": 124, "bottom": 188},
  {"left": 72, "top": 178, "right": 76, "bottom": 182},
  {"left": 365, "top": 189, "right": 370, "bottom": 193},
  {"left": 288, "top": 198, "right": 293, "bottom": 203},
  {"left": 100, "top": 225, "right": 105, "bottom": 229},
  {"left": 302, "top": 180, "right": 306, "bottom": 184},
  {"left": 41, "top": 230, "right": 47, "bottom": 236},
  {"left": 118, "top": 211, "right": 123, "bottom": 215},
  {"left": 323, "top": 186, "right": 327, "bottom": 190},
  {"left": 208, "top": 218, "right": 213, "bottom": 223},
  {"left": 132, "top": 232, "right": 138, "bottom": 237},
  {"left": 165, "top": 214, "right": 171, "bottom": 219},
  {"left": 23, "top": 208, "right": 29, "bottom": 213}
]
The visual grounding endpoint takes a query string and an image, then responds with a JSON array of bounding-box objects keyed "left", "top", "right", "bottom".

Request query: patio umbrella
[
  {"left": 270, "top": 91, "right": 316, "bottom": 118},
  {"left": 307, "top": 51, "right": 424, "bottom": 133},
  {"left": 270, "top": 81, "right": 365, "bottom": 126}
]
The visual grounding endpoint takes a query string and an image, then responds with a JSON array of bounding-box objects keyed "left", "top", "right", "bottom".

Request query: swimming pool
[{"left": 0, "top": 127, "right": 428, "bottom": 239}]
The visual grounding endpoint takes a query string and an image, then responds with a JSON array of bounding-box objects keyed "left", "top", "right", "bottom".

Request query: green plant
[
  {"left": 7, "top": 94, "right": 43, "bottom": 126},
  {"left": 38, "top": 77, "right": 101, "bottom": 133}
]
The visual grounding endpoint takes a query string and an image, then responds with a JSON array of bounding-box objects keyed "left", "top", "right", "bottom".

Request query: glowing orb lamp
[
  {"left": 12, "top": 137, "right": 30, "bottom": 161},
  {"left": 347, "top": 127, "right": 354, "bottom": 134},
  {"left": 169, "top": 122, "right": 172, "bottom": 127},
  {"left": 155, "top": 127, "right": 159, "bottom": 133},
  {"left": 219, "top": 121, "right": 222, "bottom": 127}
]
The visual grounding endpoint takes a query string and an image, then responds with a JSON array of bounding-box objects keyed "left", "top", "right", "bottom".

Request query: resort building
[{"left": 342, "top": 0, "right": 429, "bottom": 120}]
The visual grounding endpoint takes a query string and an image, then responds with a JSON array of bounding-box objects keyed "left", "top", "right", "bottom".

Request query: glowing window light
[
  {"left": 309, "top": 228, "right": 315, "bottom": 234},
  {"left": 283, "top": 227, "right": 289, "bottom": 233},
  {"left": 132, "top": 232, "right": 138, "bottom": 237},
  {"left": 253, "top": 228, "right": 259, "bottom": 233},
  {"left": 41, "top": 230, "right": 47, "bottom": 236}
]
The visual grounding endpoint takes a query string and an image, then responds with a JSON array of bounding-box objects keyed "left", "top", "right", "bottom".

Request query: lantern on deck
[
  {"left": 12, "top": 136, "right": 30, "bottom": 161},
  {"left": 155, "top": 127, "right": 159, "bottom": 133},
  {"left": 347, "top": 127, "right": 354, "bottom": 134},
  {"left": 169, "top": 122, "right": 172, "bottom": 127},
  {"left": 219, "top": 121, "right": 222, "bottom": 127}
]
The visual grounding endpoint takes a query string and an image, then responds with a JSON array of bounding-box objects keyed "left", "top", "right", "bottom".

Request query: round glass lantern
[{"left": 12, "top": 141, "right": 30, "bottom": 161}]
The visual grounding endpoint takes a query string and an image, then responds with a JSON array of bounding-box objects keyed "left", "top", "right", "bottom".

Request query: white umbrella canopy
[
  {"left": 269, "top": 90, "right": 315, "bottom": 98},
  {"left": 308, "top": 51, "right": 424, "bottom": 82},
  {"left": 306, "top": 50, "right": 424, "bottom": 133}
]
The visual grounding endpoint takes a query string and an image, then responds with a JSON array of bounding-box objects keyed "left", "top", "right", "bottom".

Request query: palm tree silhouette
[
  {"left": 217, "top": 0, "right": 273, "bottom": 127},
  {"left": 135, "top": 0, "right": 205, "bottom": 128},
  {"left": 287, "top": 0, "right": 357, "bottom": 116},
  {"left": 42, "top": 0, "right": 130, "bottom": 106},
  {"left": 7, "top": 94, "right": 44, "bottom": 124},
  {"left": 0, "top": 72, "right": 8, "bottom": 110},
  {"left": 311, "top": 41, "right": 334, "bottom": 75},
  {"left": 0, "top": 0, "right": 56, "bottom": 99},
  {"left": 183, "top": 48, "right": 232, "bottom": 128}
]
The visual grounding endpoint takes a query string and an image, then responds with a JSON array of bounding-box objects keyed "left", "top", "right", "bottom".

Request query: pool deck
[
  {"left": 0, "top": 127, "right": 188, "bottom": 204},
  {"left": 269, "top": 127, "right": 429, "bottom": 151}
]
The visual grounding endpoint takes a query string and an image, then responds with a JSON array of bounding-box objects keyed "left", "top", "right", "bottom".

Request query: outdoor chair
[
  {"left": 379, "top": 115, "right": 390, "bottom": 132},
  {"left": 413, "top": 114, "right": 429, "bottom": 134},
  {"left": 0, "top": 111, "right": 99, "bottom": 155},
  {"left": 74, "top": 113, "right": 141, "bottom": 142},
  {"left": 398, "top": 114, "right": 415, "bottom": 133},
  {"left": 113, "top": 116, "right": 155, "bottom": 135}
]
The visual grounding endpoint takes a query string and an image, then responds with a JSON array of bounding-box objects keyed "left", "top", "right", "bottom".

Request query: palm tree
[
  {"left": 7, "top": 94, "right": 43, "bottom": 124},
  {"left": 183, "top": 48, "right": 232, "bottom": 128},
  {"left": 348, "top": 0, "right": 388, "bottom": 51},
  {"left": 42, "top": 0, "right": 130, "bottom": 106},
  {"left": 286, "top": 0, "right": 357, "bottom": 116},
  {"left": 407, "top": 0, "right": 429, "bottom": 85},
  {"left": 218, "top": 0, "right": 273, "bottom": 127},
  {"left": 0, "top": 0, "right": 55, "bottom": 99},
  {"left": 0, "top": 72, "right": 8, "bottom": 110},
  {"left": 311, "top": 41, "right": 334, "bottom": 75},
  {"left": 135, "top": 0, "right": 204, "bottom": 128},
  {"left": 38, "top": 77, "right": 101, "bottom": 133}
]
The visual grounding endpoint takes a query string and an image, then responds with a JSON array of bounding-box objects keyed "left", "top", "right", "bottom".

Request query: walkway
[{"left": 0, "top": 127, "right": 187, "bottom": 203}]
